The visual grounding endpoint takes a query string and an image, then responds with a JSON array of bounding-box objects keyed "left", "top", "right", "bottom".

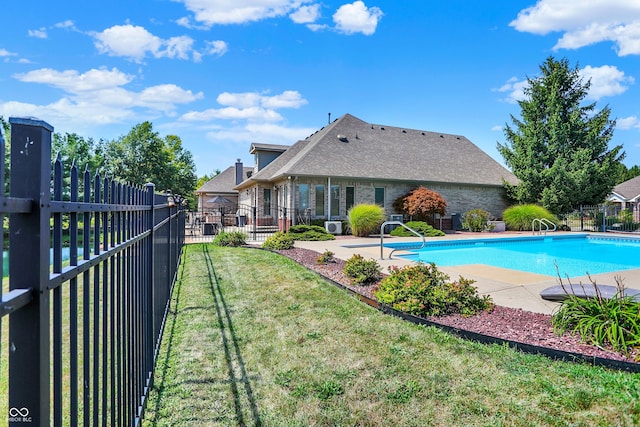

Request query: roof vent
[
  {"left": 381, "top": 127, "right": 385, "bottom": 130},
  {"left": 337, "top": 134, "right": 348, "bottom": 142},
  {"left": 421, "top": 132, "right": 425, "bottom": 135},
  {"left": 439, "top": 135, "right": 444, "bottom": 138},
  {"left": 402, "top": 130, "right": 406, "bottom": 133}
]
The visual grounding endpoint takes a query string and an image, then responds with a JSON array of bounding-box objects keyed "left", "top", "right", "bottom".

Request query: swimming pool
[{"left": 388, "top": 234, "right": 640, "bottom": 277}]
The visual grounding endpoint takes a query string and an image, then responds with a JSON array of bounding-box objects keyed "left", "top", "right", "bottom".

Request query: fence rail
[{"left": 0, "top": 117, "right": 184, "bottom": 426}]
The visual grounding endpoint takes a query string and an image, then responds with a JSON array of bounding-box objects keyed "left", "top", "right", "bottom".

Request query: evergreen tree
[{"left": 497, "top": 57, "right": 624, "bottom": 214}]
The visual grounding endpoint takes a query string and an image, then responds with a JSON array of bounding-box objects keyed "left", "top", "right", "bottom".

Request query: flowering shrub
[{"left": 374, "top": 263, "right": 493, "bottom": 317}]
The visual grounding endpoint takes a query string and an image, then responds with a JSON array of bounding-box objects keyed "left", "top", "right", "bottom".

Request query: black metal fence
[
  {"left": 0, "top": 117, "right": 185, "bottom": 425},
  {"left": 186, "top": 204, "right": 294, "bottom": 242},
  {"left": 559, "top": 204, "right": 640, "bottom": 233}
]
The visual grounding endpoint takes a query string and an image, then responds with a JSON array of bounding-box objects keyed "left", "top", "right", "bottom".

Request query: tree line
[{"left": 1, "top": 119, "right": 198, "bottom": 208}]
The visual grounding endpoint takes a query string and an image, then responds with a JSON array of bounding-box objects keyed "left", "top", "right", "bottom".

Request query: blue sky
[{"left": 2, "top": 1, "right": 639, "bottom": 177}]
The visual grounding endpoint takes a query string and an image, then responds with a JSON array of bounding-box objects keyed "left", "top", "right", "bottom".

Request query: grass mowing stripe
[{"left": 143, "top": 244, "right": 640, "bottom": 426}]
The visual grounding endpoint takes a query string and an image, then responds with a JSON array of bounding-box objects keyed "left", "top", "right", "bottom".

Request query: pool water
[{"left": 391, "top": 234, "right": 640, "bottom": 277}]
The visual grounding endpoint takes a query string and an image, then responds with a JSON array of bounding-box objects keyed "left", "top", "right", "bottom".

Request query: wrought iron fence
[
  {"left": 559, "top": 204, "right": 640, "bottom": 233},
  {"left": 186, "top": 205, "right": 306, "bottom": 242},
  {"left": 0, "top": 117, "right": 184, "bottom": 426}
]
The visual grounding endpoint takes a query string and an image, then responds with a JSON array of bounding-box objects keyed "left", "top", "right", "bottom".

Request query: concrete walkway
[{"left": 291, "top": 232, "right": 640, "bottom": 315}]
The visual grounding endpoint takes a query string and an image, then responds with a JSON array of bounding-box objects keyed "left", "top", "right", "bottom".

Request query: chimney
[{"left": 235, "top": 159, "right": 243, "bottom": 185}]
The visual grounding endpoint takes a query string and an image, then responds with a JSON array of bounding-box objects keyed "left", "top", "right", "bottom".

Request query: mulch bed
[{"left": 277, "top": 247, "right": 640, "bottom": 366}]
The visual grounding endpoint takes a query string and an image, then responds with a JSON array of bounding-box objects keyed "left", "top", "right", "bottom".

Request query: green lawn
[{"left": 143, "top": 244, "right": 640, "bottom": 426}]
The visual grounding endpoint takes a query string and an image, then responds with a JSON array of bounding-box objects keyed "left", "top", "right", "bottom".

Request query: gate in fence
[{"left": 0, "top": 117, "right": 185, "bottom": 426}]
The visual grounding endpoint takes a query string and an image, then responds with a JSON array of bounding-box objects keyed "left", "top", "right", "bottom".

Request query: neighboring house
[
  {"left": 194, "top": 160, "right": 253, "bottom": 222},
  {"left": 232, "top": 113, "right": 518, "bottom": 230},
  {"left": 609, "top": 175, "right": 640, "bottom": 221}
]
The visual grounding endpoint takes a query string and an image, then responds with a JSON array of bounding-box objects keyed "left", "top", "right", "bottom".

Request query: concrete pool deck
[{"left": 292, "top": 231, "right": 640, "bottom": 315}]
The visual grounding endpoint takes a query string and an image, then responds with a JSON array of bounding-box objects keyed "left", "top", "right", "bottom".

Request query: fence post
[
  {"left": 145, "top": 182, "right": 155, "bottom": 391},
  {"left": 8, "top": 117, "right": 53, "bottom": 426}
]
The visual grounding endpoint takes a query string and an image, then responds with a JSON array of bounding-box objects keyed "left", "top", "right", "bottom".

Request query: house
[
  {"left": 609, "top": 175, "right": 640, "bottom": 221},
  {"left": 231, "top": 113, "right": 517, "bottom": 230},
  {"left": 194, "top": 160, "right": 253, "bottom": 224}
]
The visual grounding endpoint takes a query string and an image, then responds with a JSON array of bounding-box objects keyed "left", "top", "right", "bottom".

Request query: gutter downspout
[{"left": 327, "top": 176, "right": 331, "bottom": 221}]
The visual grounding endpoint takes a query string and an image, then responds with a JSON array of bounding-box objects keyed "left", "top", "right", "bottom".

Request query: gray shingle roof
[
  {"left": 613, "top": 175, "right": 640, "bottom": 201},
  {"left": 196, "top": 166, "right": 253, "bottom": 194},
  {"left": 237, "top": 114, "right": 517, "bottom": 188}
]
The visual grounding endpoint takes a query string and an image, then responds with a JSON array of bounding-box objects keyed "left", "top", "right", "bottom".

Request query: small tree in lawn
[{"left": 394, "top": 186, "right": 447, "bottom": 222}]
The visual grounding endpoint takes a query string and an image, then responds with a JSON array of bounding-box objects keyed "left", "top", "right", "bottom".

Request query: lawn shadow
[{"left": 202, "top": 245, "right": 262, "bottom": 427}]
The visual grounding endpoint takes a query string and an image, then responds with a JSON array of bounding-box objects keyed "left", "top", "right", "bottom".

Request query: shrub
[
  {"left": 262, "top": 231, "right": 295, "bottom": 250},
  {"left": 374, "top": 263, "right": 494, "bottom": 317},
  {"left": 390, "top": 221, "right": 445, "bottom": 237},
  {"left": 461, "top": 209, "right": 490, "bottom": 232},
  {"left": 503, "top": 204, "right": 558, "bottom": 231},
  {"left": 552, "top": 279, "right": 640, "bottom": 356},
  {"left": 343, "top": 254, "right": 382, "bottom": 285},
  {"left": 316, "top": 250, "right": 335, "bottom": 264},
  {"left": 288, "top": 224, "right": 336, "bottom": 241},
  {"left": 348, "top": 204, "right": 386, "bottom": 237},
  {"left": 212, "top": 231, "right": 247, "bottom": 247}
]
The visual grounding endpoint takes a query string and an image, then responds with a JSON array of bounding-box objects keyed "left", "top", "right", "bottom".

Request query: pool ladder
[
  {"left": 379, "top": 221, "right": 426, "bottom": 259},
  {"left": 532, "top": 218, "right": 556, "bottom": 235}
]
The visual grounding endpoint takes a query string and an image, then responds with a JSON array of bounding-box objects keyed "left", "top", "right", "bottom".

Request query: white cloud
[
  {"left": 178, "top": 0, "right": 314, "bottom": 26},
  {"left": 290, "top": 4, "right": 321, "bottom": 24},
  {"left": 0, "top": 48, "right": 16, "bottom": 58},
  {"left": 182, "top": 107, "right": 284, "bottom": 122},
  {"left": 494, "top": 77, "right": 528, "bottom": 104},
  {"left": 333, "top": 1, "right": 383, "bottom": 35},
  {"left": 580, "top": 65, "right": 634, "bottom": 100},
  {"left": 491, "top": 125, "right": 503, "bottom": 132},
  {"left": 92, "top": 24, "right": 225, "bottom": 62},
  {"left": 204, "top": 122, "right": 316, "bottom": 146},
  {"left": 205, "top": 40, "right": 229, "bottom": 56},
  {"left": 15, "top": 68, "right": 134, "bottom": 93},
  {"left": 5, "top": 67, "right": 203, "bottom": 127},
  {"left": 93, "top": 25, "right": 162, "bottom": 62},
  {"left": 261, "top": 90, "right": 308, "bottom": 108},
  {"left": 28, "top": 28, "right": 48, "bottom": 39},
  {"left": 510, "top": 0, "right": 640, "bottom": 56},
  {"left": 181, "top": 90, "right": 308, "bottom": 123},
  {"left": 54, "top": 20, "right": 77, "bottom": 30},
  {"left": 495, "top": 64, "right": 633, "bottom": 103},
  {"left": 617, "top": 116, "right": 640, "bottom": 130}
]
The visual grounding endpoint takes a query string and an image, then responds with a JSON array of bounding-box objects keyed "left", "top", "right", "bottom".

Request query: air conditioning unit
[
  {"left": 388, "top": 214, "right": 403, "bottom": 232},
  {"left": 325, "top": 221, "right": 342, "bottom": 235}
]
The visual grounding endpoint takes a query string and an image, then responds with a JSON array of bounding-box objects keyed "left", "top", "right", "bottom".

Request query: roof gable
[
  {"left": 196, "top": 166, "right": 253, "bottom": 194},
  {"left": 613, "top": 175, "right": 640, "bottom": 201}
]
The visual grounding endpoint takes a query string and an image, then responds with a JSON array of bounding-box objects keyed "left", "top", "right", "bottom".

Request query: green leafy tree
[
  {"left": 618, "top": 164, "right": 640, "bottom": 183},
  {"left": 196, "top": 169, "right": 221, "bottom": 189},
  {"left": 103, "top": 122, "right": 197, "bottom": 207},
  {"left": 52, "top": 132, "right": 105, "bottom": 174},
  {"left": 497, "top": 57, "right": 625, "bottom": 214}
]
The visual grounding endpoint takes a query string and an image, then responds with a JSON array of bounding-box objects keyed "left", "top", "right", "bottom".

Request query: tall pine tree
[{"left": 497, "top": 57, "right": 624, "bottom": 214}]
